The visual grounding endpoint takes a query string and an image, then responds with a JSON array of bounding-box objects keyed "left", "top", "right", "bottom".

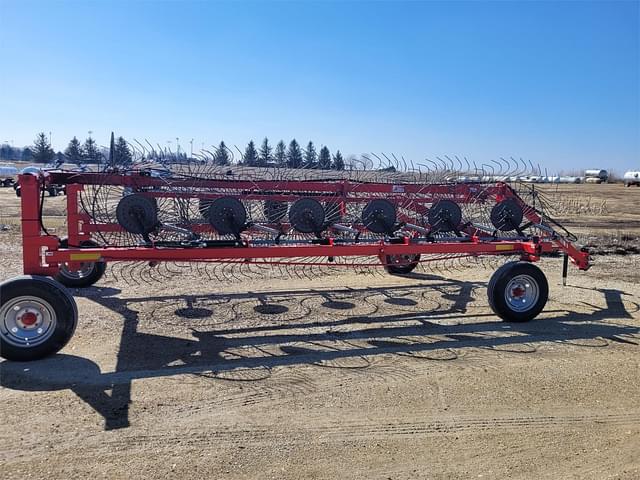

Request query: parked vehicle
[
  {"left": 0, "top": 164, "right": 18, "bottom": 187},
  {"left": 14, "top": 166, "right": 66, "bottom": 197}
]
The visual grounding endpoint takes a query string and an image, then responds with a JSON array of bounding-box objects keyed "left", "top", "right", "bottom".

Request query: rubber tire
[
  {"left": 0, "top": 276, "right": 78, "bottom": 361},
  {"left": 487, "top": 261, "right": 549, "bottom": 322},
  {"left": 385, "top": 254, "right": 421, "bottom": 275},
  {"left": 54, "top": 238, "right": 106, "bottom": 288}
]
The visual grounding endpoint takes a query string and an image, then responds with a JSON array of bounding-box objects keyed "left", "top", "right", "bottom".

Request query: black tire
[
  {"left": 54, "top": 238, "right": 106, "bottom": 288},
  {"left": 385, "top": 254, "right": 421, "bottom": 275},
  {"left": 14, "top": 185, "right": 20, "bottom": 197},
  {"left": 487, "top": 261, "right": 548, "bottom": 322},
  {"left": 0, "top": 276, "right": 78, "bottom": 361},
  {"left": 48, "top": 187, "right": 57, "bottom": 197}
]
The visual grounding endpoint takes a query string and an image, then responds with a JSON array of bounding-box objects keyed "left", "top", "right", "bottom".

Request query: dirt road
[{"left": 1, "top": 248, "right": 639, "bottom": 479}]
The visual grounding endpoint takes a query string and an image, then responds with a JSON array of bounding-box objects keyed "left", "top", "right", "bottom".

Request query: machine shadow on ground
[{"left": 1, "top": 276, "right": 638, "bottom": 431}]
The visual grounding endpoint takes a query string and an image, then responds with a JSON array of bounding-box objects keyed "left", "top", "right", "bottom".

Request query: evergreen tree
[
  {"left": 286, "top": 139, "right": 303, "bottom": 168},
  {"left": 274, "top": 140, "right": 287, "bottom": 166},
  {"left": 243, "top": 140, "right": 259, "bottom": 166},
  {"left": 214, "top": 141, "right": 231, "bottom": 166},
  {"left": 1, "top": 144, "right": 21, "bottom": 161},
  {"left": 258, "top": 137, "right": 272, "bottom": 167},
  {"left": 303, "top": 141, "right": 317, "bottom": 168},
  {"left": 64, "top": 137, "right": 84, "bottom": 165},
  {"left": 113, "top": 136, "right": 133, "bottom": 167},
  {"left": 318, "top": 146, "right": 331, "bottom": 170},
  {"left": 82, "top": 136, "right": 102, "bottom": 164},
  {"left": 332, "top": 150, "right": 345, "bottom": 171},
  {"left": 22, "top": 147, "right": 33, "bottom": 162},
  {"left": 31, "top": 132, "right": 55, "bottom": 164},
  {"left": 0, "top": 144, "right": 11, "bottom": 160},
  {"left": 55, "top": 151, "right": 64, "bottom": 166}
]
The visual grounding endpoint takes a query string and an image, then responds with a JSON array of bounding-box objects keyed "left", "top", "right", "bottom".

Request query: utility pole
[{"left": 109, "top": 132, "right": 115, "bottom": 167}]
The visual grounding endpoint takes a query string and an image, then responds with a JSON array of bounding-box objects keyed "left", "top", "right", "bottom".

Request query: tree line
[
  {"left": 1, "top": 133, "right": 346, "bottom": 171},
  {"left": 216, "top": 138, "right": 345, "bottom": 170},
  {"left": 63, "top": 133, "right": 132, "bottom": 166},
  {"left": 0, "top": 132, "right": 120, "bottom": 166}
]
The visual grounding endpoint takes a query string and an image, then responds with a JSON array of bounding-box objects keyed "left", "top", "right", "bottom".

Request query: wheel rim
[
  {"left": 504, "top": 274, "right": 539, "bottom": 312},
  {"left": 59, "top": 261, "right": 95, "bottom": 280},
  {"left": 1, "top": 296, "right": 57, "bottom": 347},
  {"left": 388, "top": 254, "right": 419, "bottom": 267}
]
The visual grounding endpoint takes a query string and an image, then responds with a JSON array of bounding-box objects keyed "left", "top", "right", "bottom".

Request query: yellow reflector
[
  {"left": 495, "top": 244, "right": 514, "bottom": 251},
  {"left": 69, "top": 253, "right": 101, "bottom": 261}
]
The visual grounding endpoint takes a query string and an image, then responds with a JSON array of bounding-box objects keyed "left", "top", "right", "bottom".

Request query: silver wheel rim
[
  {"left": 504, "top": 274, "right": 539, "bottom": 312},
  {"left": 1, "top": 296, "right": 57, "bottom": 347},
  {"left": 59, "top": 261, "right": 95, "bottom": 280}
]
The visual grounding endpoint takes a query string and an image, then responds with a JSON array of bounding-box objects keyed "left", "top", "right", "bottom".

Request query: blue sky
[{"left": 1, "top": 0, "right": 638, "bottom": 172}]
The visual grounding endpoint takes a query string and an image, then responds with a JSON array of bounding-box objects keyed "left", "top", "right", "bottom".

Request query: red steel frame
[{"left": 18, "top": 172, "right": 591, "bottom": 277}]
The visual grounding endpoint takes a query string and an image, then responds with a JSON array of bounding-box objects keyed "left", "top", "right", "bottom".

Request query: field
[{"left": 0, "top": 183, "right": 639, "bottom": 479}]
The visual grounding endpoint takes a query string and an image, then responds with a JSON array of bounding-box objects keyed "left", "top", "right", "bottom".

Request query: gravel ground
[
  {"left": 1, "top": 250, "right": 639, "bottom": 479},
  {"left": 0, "top": 185, "right": 639, "bottom": 479}
]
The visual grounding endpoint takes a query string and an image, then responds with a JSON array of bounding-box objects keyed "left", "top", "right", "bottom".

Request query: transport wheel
[
  {"left": 54, "top": 238, "right": 106, "bottom": 288},
  {"left": 487, "top": 261, "right": 548, "bottom": 322},
  {"left": 385, "top": 254, "right": 421, "bottom": 275},
  {"left": 0, "top": 276, "right": 78, "bottom": 361}
]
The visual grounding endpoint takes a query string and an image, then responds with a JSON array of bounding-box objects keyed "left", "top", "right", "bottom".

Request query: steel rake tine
[
  {"left": 491, "top": 158, "right": 504, "bottom": 178},
  {"left": 444, "top": 155, "right": 456, "bottom": 174}
]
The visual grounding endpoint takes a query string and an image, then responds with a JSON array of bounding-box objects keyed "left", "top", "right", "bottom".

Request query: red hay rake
[{"left": 1, "top": 167, "right": 590, "bottom": 361}]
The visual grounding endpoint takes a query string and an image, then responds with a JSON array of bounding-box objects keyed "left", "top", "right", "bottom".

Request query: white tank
[
  {"left": 585, "top": 177, "right": 602, "bottom": 184},
  {"left": 0, "top": 165, "right": 19, "bottom": 177},
  {"left": 624, "top": 171, "right": 640, "bottom": 186},
  {"left": 558, "top": 176, "right": 581, "bottom": 184},
  {"left": 585, "top": 169, "right": 608, "bottom": 179}
]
